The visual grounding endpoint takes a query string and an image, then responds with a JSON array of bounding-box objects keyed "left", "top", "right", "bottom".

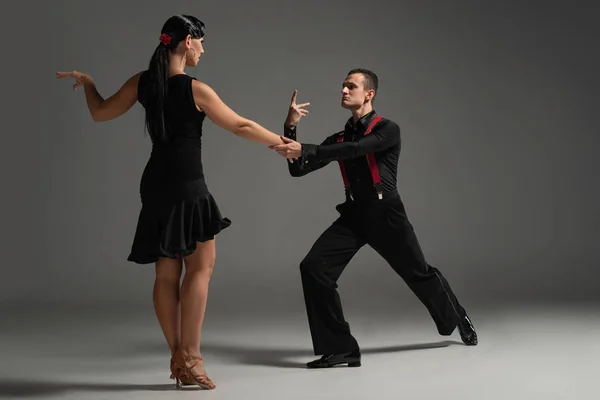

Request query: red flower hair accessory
[{"left": 159, "top": 33, "right": 172, "bottom": 46}]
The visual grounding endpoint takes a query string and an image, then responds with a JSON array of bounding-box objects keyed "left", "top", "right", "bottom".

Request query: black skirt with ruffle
[{"left": 127, "top": 185, "right": 231, "bottom": 265}]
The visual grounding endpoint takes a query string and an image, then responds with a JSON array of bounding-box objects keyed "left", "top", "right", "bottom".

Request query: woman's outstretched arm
[
  {"left": 191, "top": 80, "right": 283, "bottom": 146},
  {"left": 56, "top": 70, "right": 142, "bottom": 122}
]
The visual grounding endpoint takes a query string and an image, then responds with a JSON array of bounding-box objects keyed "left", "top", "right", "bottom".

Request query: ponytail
[{"left": 144, "top": 44, "right": 170, "bottom": 142}]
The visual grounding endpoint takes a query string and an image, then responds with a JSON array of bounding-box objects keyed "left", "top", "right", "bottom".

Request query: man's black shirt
[{"left": 284, "top": 110, "right": 401, "bottom": 201}]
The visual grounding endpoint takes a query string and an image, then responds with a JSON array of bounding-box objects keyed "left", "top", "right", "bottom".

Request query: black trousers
[{"left": 300, "top": 191, "right": 466, "bottom": 355}]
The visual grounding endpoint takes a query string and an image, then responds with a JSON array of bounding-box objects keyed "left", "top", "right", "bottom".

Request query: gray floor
[{"left": 0, "top": 304, "right": 597, "bottom": 399}]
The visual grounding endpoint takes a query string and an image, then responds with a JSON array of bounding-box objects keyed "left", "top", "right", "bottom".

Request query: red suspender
[{"left": 337, "top": 116, "right": 384, "bottom": 200}]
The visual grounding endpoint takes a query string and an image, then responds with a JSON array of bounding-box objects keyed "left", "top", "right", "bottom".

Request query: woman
[{"left": 56, "top": 14, "right": 304, "bottom": 390}]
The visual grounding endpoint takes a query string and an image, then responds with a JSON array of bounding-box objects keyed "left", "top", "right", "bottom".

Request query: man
[{"left": 270, "top": 69, "right": 477, "bottom": 369}]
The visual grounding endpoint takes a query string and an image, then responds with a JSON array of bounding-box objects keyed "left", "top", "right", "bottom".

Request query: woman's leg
[
  {"left": 154, "top": 256, "right": 183, "bottom": 356},
  {"left": 172, "top": 239, "right": 217, "bottom": 389},
  {"left": 179, "top": 239, "right": 216, "bottom": 357}
]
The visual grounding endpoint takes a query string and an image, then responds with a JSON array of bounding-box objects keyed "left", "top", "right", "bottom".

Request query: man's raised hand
[{"left": 285, "top": 90, "right": 310, "bottom": 128}]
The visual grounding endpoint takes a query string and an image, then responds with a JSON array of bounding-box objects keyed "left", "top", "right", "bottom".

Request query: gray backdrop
[{"left": 1, "top": 0, "right": 598, "bottom": 316}]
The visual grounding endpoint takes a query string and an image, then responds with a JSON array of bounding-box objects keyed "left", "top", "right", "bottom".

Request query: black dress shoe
[
  {"left": 457, "top": 314, "right": 478, "bottom": 346},
  {"left": 306, "top": 349, "right": 361, "bottom": 368}
]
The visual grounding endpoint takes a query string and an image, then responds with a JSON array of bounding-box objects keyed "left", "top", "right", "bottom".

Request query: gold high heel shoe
[
  {"left": 169, "top": 355, "right": 194, "bottom": 384},
  {"left": 172, "top": 350, "right": 216, "bottom": 390}
]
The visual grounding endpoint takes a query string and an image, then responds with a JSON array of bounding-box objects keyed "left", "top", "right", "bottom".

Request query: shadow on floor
[
  {"left": 200, "top": 340, "right": 464, "bottom": 368},
  {"left": 0, "top": 381, "right": 174, "bottom": 398}
]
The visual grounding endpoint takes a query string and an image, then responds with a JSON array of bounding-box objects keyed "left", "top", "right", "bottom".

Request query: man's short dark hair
[{"left": 347, "top": 68, "right": 379, "bottom": 92}]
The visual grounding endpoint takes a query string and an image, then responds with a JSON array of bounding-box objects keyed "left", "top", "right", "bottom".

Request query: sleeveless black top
[{"left": 137, "top": 73, "right": 209, "bottom": 201}]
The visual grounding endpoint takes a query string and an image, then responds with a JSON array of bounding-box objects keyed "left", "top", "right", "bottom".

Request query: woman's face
[{"left": 185, "top": 36, "right": 205, "bottom": 66}]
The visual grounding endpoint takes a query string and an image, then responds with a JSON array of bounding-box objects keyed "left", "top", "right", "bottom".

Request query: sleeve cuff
[
  {"left": 284, "top": 124, "right": 297, "bottom": 140},
  {"left": 301, "top": 143, "right": 318, "bottom": 162}
]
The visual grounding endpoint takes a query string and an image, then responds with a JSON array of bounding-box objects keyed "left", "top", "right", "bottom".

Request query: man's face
[{"left": 341, "top": 73, "right": 374, "bottom": 109}]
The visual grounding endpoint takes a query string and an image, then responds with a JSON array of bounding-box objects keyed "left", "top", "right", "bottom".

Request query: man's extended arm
[{"left": 300, "top": 120, "right": 400, "bottom": 164}]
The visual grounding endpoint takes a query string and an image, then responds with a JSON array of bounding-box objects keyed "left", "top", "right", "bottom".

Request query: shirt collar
[{"left": 345, "top": 110, "right": 377, "bottom": 132}]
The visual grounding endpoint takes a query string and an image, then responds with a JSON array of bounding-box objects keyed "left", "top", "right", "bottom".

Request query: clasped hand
[{"left": 270, "top": 136, "right": 302, "bottom": 162}]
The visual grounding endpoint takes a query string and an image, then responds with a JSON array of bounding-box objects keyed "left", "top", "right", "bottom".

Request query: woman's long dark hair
[{"left": 144, "top": 15, "right": 205, "bottom": 142}]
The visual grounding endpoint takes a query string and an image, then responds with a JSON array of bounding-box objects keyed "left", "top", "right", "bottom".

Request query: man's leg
[
  {"left": 367, "top": 197, "right": 477, "bottom": 344},
  {"left": 300, "top": 216, "right": 366, "bottom": 357}
]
